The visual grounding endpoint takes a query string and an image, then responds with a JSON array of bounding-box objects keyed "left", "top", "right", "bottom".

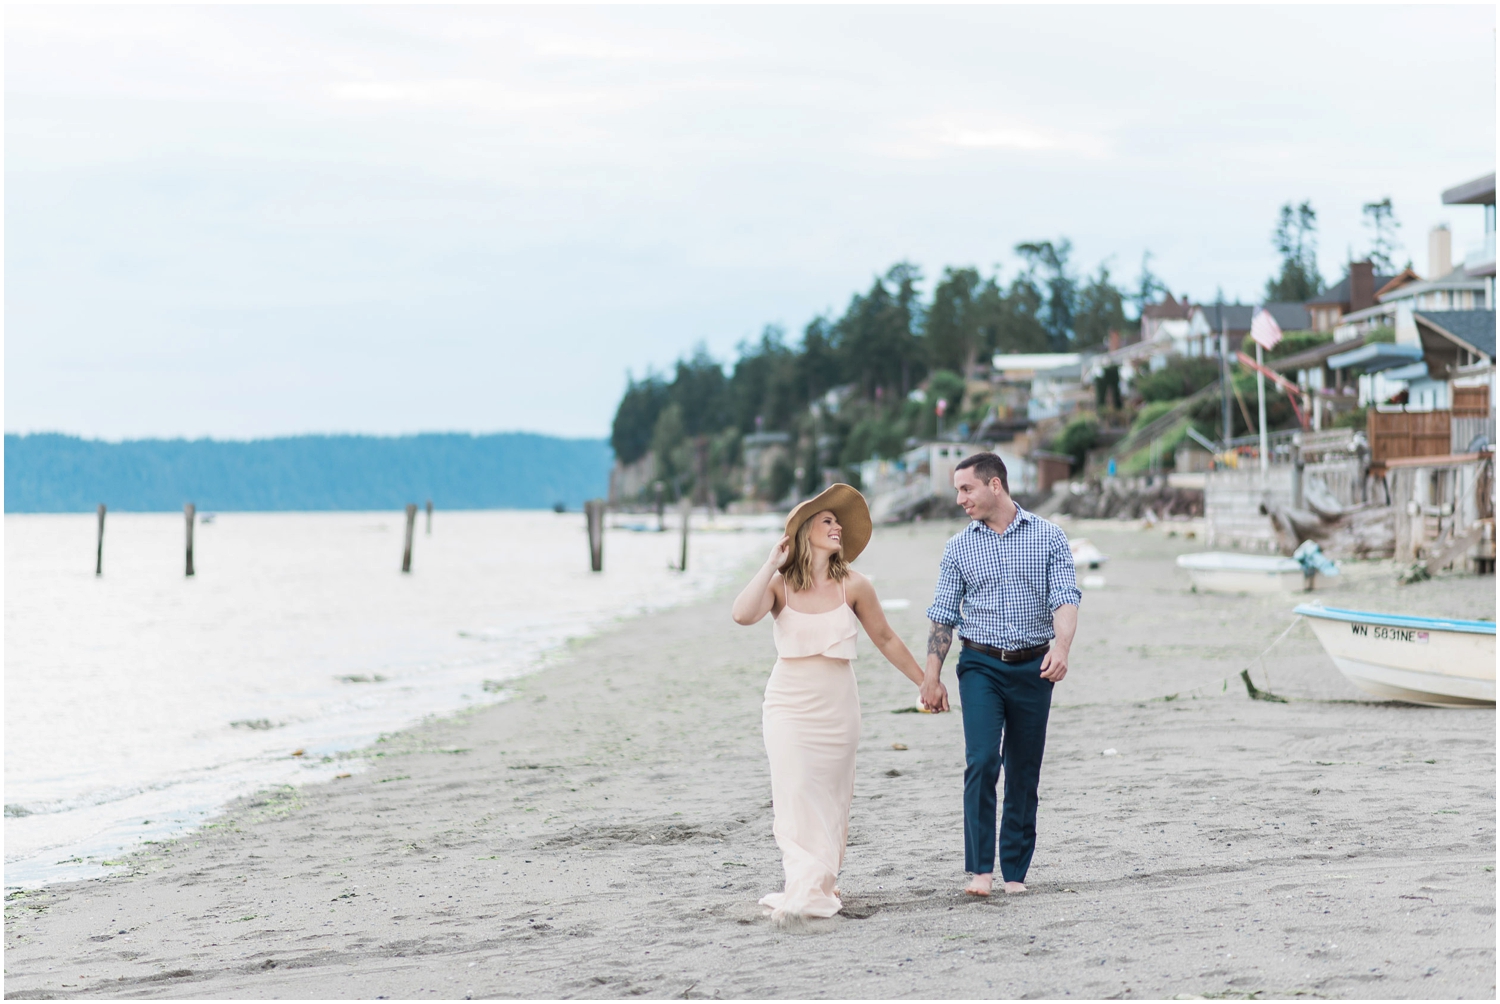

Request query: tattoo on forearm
[{"left": 927, "top": 622, "right": 953, "bottom": 663}]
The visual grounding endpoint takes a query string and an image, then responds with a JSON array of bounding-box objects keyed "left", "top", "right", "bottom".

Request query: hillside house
[
  {"left": 1443, "top": 171, "right": 1495, "bottom": 299},
  {"left": 1305, "top": 261, "right": 1408, "bottom": 334}
]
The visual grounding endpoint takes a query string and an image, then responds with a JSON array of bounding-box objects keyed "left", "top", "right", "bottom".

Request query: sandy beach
[{"left": 5, "top": 520, "right": 1494, "bottom": 1000}]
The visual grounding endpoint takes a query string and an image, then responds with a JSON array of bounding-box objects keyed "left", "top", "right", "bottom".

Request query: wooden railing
[
  {"left": 1368, "top": 408, "right": 1452, "bottom": 469},
  {"left": 1453, "top": 385, "right": 1490, "bottom": 418}
]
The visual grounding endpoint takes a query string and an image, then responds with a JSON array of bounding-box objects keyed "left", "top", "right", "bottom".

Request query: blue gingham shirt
[{"left": 925, "top": 506, "right": 1082, "bottom": 650}]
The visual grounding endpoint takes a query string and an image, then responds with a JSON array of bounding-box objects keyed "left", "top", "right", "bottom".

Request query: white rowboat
[
  {"left": 1295, "top": 604, "right": 1496, "bottom": 708},
  {"left": 1177, "top": 551, "right": 1322, "bottom": 594}
]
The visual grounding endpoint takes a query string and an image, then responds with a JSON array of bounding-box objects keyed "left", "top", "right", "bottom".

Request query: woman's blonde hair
[{"left": 779, "top": 510, "right": 850, "bottom": 593}]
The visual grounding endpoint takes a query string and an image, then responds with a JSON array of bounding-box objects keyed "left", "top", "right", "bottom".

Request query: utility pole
[
  {"left": 1256, "top": 342, "right": 1269, "bottom": 475},
  {"left": 1219, "top": 302, "right": 1232, "bottom": 446}
]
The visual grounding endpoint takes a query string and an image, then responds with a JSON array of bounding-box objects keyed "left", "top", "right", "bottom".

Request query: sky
[{"left": 6, "top": 5, "right": 1495, "bottom": 442}]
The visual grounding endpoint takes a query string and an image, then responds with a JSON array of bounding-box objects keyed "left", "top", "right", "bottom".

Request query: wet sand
[{"left": 5, "top": 521, "right": 1494, "bottom": 999}]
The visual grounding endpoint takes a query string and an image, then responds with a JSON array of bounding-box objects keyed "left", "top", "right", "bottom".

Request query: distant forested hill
[{"left": 4, "top": 433, "right": 612, "bottom": 512}]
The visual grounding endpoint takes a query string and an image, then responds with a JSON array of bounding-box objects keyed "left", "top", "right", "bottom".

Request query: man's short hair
[{"left": 955, "top": 452, "right": 1009, "bottom": 493}]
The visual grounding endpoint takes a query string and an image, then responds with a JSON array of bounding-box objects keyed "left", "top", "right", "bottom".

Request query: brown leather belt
[{"left": 962, "top": 638, "right": 1051, "bottom": 664}]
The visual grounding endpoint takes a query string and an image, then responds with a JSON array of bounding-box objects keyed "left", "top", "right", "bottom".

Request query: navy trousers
[{"left": 956, "top": 647, "right": 1053, "bottom": 882}]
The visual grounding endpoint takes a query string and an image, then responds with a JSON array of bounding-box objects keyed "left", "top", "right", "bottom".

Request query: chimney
[
  {"left": 1428, "top": 225, "right": 1452, "bottom": 279},
  {"left": 1348, "top": 260, "right": 1375, "bottom": 312}
]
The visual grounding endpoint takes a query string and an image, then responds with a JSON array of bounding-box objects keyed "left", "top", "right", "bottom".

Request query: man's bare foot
[
  {"left": 1002, "top": 881, "right": 1027, "bottom": 895},
  {"left": 964, "top": 873, "right": 993, "bottom": 897}
]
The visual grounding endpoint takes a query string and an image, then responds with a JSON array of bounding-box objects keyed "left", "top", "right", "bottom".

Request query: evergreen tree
[
  {"left": 610, "top": 373, "right": 670, "bottom": 465},
  {"left": 1074, "top": 262, "right": 1130, "bottom": 348},
  {"left": 1361, "top": 197, "right": 1402, "bottom": 273},
  {"left": 1014, "top": 239, "right": 1076, "bottom": 349},
  {"left": 925, "top": 266, "right": 983, "bottom": 374},
  {"left": 1265, "top": 200, "right": 1324, "bottom": 302}
]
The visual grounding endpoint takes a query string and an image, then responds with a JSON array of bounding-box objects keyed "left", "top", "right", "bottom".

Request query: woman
[{"left": 731, "top": 484, "right": 928, "bottom": 921}]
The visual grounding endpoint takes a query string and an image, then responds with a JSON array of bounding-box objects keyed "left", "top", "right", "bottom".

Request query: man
[{"left": 921, "top": 452, "right": 1080, "bottom": 897}]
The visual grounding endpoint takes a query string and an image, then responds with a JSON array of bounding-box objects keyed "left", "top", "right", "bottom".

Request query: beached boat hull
[
  {"left": 1177, "top": 552, "right": 1319, "bottom": 594},
  {"left": 1296, "top": 605, "right": 1496, "bottom": 708}
]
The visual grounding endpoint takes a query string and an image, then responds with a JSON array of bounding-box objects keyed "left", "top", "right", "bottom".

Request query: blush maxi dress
[{"left": 759, "top": 582, "right": 862, "bottom": 920}]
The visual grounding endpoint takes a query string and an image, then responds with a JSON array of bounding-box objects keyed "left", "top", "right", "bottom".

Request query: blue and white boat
[{"left": 1295, "top": 604, "right": 1496, "bottom": 708}]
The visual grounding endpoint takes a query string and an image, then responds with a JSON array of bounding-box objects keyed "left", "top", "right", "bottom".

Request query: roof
[
  {"left": 1140, "top": 294, "right": 1190, "bottom": 320},
  {"left": 1441, "top": 173, "right": 1496, "bottom": 206},
  {"left": 1196, "top": 302, "right": 1311, "bottom": 333},
  {"left": 1381, "top": 361, "right": 1430, "bottom": 381},
  {"left": 1307, "top": 272, "right": 1399, "bottom": 307},
  {"left": 991, "top": 352, "right": 1082, "bottom": 372},
  {"left": 1326, "top": 342, "right": 1423, "bottom": 372},
  {"left": 1378, "top": 266, "right": 1489, "bottom": 302},
  {"left": 1270, "top": 335, "right": 1362, "bottom": 373},
  {"left": 1413, "top": 310, "right": 1496, "bottom": 360},
  {"left": 1375, "top": 267, "right": 1420, "bottom": 297}
]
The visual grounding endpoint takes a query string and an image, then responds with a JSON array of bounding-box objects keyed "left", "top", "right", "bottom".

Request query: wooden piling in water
[
  {"left": 402, "top": 504, "right": 417, "bottom": 573},
  {"left": 425, "top": 499, "right": 433, "bottom": 535},
  {"left": 96, "top": 504, "right": 106, "bottom": 576},
  {"left": 184, "top": 503, "right": 196, "bottom": 577},
  {"left": 585, "top": 499, "right": 605, "bottom": 572},
  {"left": 677, "top": 496, "right": 690, "bottom": 572}
]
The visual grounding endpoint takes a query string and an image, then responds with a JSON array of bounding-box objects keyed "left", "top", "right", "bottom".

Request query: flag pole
[{"left": 1256, "top": 341, "right": 1269, "bottom": 474}]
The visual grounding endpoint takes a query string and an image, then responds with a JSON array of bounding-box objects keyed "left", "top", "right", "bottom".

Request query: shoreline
[
  {"left": 3, "top": 510, "right": 778, "bottom": 891},
  {"left": 5, "top": 521, "right": 1493, "bottom": 999}
]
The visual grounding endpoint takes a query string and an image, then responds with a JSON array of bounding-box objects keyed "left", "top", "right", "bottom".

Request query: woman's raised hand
[{"left": 767, "top": 535, "right": 791, "bottom": 569}]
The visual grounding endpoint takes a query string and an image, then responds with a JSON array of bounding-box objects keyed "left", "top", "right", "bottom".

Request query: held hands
[
  {"left": 1039, "top": 644, "right": 1069, "bottom": 682},
  {"left": 919, "top": 675, "right": 950, "bottom": 713}
]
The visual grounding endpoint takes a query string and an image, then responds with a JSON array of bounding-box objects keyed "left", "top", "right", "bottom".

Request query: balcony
[{"left": 1464, "top": 229, "right": 1495, "bottom": 278}]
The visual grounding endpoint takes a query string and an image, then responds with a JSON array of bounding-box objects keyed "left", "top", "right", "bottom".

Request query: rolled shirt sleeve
[
  {"left": 925, "top": 545, "right": 966, "bottom": 627},
  {"left": 1047, "top": 525, "right": 1083, "bottom": 611}
]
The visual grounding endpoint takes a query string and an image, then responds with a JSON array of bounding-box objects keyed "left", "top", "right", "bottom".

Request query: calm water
[{"left": 5, "top": 509, "right": 777, "bottom": 888}]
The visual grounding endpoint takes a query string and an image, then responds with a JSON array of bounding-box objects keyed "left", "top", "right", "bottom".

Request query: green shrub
[
  {"left": 926, "top": 369, "right": 966, "bottom": 415},
  {"left": 1052, "top": 415, "right": 1099, "bottom": 471},
  {"left": 1239, "top": 331, "right": 1332, "bottom": 362},
  {"left": 1133, "top": 357, "right": 1220, "bottom": 403},
  {"left": 1131, "top": 399, "right": 1180, "bottom": 431}
]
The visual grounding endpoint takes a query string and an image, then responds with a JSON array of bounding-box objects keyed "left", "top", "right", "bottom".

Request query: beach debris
[
  {"left": 1398, "top": 562, "right": 1432, "bottom": 585},
  {"left": 891, "top": 743, "right": 908, "bottom": 751},
  {"left": 334, "top": 773, "right": 352, "bottom": 779},
  {"left": 1102, "top": 749, "right": 1118, "bottom": 756},
  {"left": 229, "top": 718, "right": 277, "bottom": 730},
  {"left": 1069, "top": 538, "right": 1108, "bottom": 568},
  {"left": 1293, "top": 540, "right": 1340, "bottom": 579},
  {"left": 481, "top": 679, "right": 505, "bottom": 692},
  {"left": 337, "top": 674, "right": 387, "bottom": 684},
  {"left": 1082, "top": 574, "right": 1106, "bottom": 590},
  {"left": 885, "top": 769, "right": 902, "bottom": 777},
  {"left": 1240, "top": 668, "right": 1288, "bottom": 703},
  {"left": 290, "top": 749, "right": 305, "bottom": 757}
]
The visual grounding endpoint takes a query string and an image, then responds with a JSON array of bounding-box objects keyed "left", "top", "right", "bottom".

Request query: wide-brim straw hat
[{"left": 784, "top": 483, "right": 872, "bottom": 563}]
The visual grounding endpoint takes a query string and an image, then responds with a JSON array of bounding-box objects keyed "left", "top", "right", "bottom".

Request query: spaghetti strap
[{"left": 840, "top": 578, "right": 847, "bottom": 606}]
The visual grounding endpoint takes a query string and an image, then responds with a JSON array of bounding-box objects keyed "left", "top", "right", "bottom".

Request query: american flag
[{"left": 1250, "top": 307, "right": 1283, "bottom": 351}]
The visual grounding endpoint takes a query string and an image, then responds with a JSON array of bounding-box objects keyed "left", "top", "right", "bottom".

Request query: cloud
[{"left": 877, "top": 115, "right": 1111, "bottom": 162}]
